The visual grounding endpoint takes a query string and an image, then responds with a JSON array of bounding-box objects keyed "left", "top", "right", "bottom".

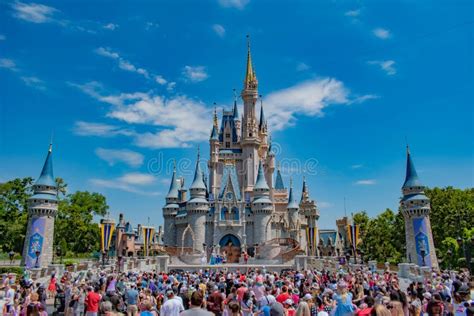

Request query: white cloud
[
  {"left": 0, "top": 58, "right": 18, "bottom": 71},
  {"left": 296, "top": 62, "right": 310, "bottom": 71},
  {"left": 12, "top": 1, "right": 58, "bottom": 23},
  {"left": 0, "top": 35, "right": 6, "bottom": 40},
  {"left": 345, "top": 9, "right": 360, "bottom": 17},
  {"left": 20, "top": 76, "right": 45, "bottom": 90},
  {"left": 182, "top": 65, "right": 208, "bottom": 82},
  {"left": 155, "top": 75, "right": 167, "bottom": 85},
  {"left": 73, "top": 121, "right": 133, "bottom": 137},
  {"left": 318, "top": 201, "right": 333, "bottom": 209},
  {"left": 373, "top": 28, "right": 391, "bottom": 39},
  {"left": 166, "top": 82, "right": 176, "bottom": 91},
  {"left": 95, "top": 148, "right": 144, "bottom": 167},
  {"left": 367, "top": 60, "right": 396, "bottom": 75},
  {"left": 355, "top": 179, "right": 376, "bottom": 185},
  {"left": 218, "top": 0, "right": 250, "bottom": 9},
  {"left": 95, "top": 47, "right": 168, "bottom": 84},
  {"left": 145, "top": 22, "right": 159, "bottom": 30},
  {"left": 103, "top": 23, "right": 118, "bottom": 30},
  {"left": 90, "top": 173, "right": 159, "bottom": 195},
  {"left": 72, "top": 82, "right": 212, "bottom": 148},
  {"left": 118, "top": 172, "right": 155, "bottom": 185},
  {"left": 212, "top": 24, "right": 226, "bottom": 37},
  {"left": 264, "top": 78, "right": 377, "bottom": 130},
  {"left": 351, "top": 164, "right": 363, "bottom": 169}
]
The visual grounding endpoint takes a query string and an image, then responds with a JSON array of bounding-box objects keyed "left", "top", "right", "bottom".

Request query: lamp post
[
  {"left": 8, "top": 250, "right": 15, "bottom": 265},
  {"left": 446, "top": 249, "right": 452, "bottom": 270},
  {"left": 35, "top": 250, "right": 41, "bottom": 268},
  {"left": 56, "top": 246, "right": 62, "bottom": 264}
]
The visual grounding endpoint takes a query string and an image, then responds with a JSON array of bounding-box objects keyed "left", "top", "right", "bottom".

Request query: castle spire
[
  {"left": 275, "top": 164, "right": 285, "bottom": 190},
  {"left": 287, "top": 178, "right": 299, "bottom": 209},
  {"left": 35, "top": 142, "right": 55, "bottom": 187},
  {"left": 301, "top": 176, "right": 309, "bottom": 202},
  {"left": 403, "top": 146, "right": 422, "bottom": 188},
  {"left": 254, "top": 160, "right": 269, "bottom": 190},
  {"left": 213, "top": 105, "right": 218, "bottom": 129},
  {"left": 259, "top": 96, "right": 266, "bottom": 131},
  {"left": 166, "top": 160, "right": 179, "bottom": 199},
  {"left": 190, "top": 147, "right": 206, "bottom": 190},
  {"left": 243, "top": 35, "right": 257, "bottom": 90}
]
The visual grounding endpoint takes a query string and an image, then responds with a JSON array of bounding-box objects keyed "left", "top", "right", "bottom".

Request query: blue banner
[
  {"left": 413, "top": 217, "right": 432, "bottom": 267},
  {"left": 26, "top": 217, "right": 46, "bottom": 268}
]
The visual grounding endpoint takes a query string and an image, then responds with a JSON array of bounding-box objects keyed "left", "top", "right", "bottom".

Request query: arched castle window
[
  {"left": 232, "top": 207, "right": 239, "bottom": 220},
  {"left": 221, "top": 207, "right": 228, "bottom": 220}
]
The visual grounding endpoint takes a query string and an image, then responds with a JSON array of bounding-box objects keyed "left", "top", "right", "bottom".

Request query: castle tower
[
  {"left": 241, "top": 36, "right": 260, "bottom": 191},
  {"left": 209, "top": 110, "right": 220, "bottom": 198},
  {"left": 22, "top": 143, "right": 58, "bottom": 268},
  {"left": 400, "top": 147, "right": 438, "bottom": 268},
  {"left": 163, "top": 163, "right": 179, "bottom": 246},
  {"left": 186, "top": 149, "right": 209, "bottom": 251},
  {"left": 299, "top": 177, "right": 320, "bottom": 256},
  {"left": 252, "top": 161, "right": 273, "bottom": 244},
  {"left": 287, "top": 179, "right": 300, "bottom": 240}
]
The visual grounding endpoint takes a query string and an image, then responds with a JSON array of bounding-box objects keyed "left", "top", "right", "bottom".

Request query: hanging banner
[
  {"left": 346, "top": 224, "right": 360, "bottom": 251},
  {"left": 100, "top": 219, "right": 115, "bottom": 253},
  {"left": 306, "top": 227, "right": 318, "bottom": 256},
  {"left": 142, "top": 226, "right": 155, "bottom": 257},
  {"left": 26, "top": 217, "right": 46, "bottom": 268},
  {"left": 413, "top": 217, "right": 432, "bottom": 267}
]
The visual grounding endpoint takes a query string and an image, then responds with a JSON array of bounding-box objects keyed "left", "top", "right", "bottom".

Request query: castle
[{"left": 162, "top": 41, "right": 320, "bottom": 262}]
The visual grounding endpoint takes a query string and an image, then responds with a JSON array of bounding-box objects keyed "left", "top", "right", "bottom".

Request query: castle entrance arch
[{"left": 219, "top": 234, "right": 241, "bottom": 263}]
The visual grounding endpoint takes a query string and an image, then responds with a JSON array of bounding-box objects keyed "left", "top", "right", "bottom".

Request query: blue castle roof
[
  {"left": 287, "top": 182, "right": 299, "bottom": 209},
  {"left": 403, "top": 147, "right": 422, "bottom": 188},
  {"left": 254, "top": 161, "right": 269, "bottom": 190},
  {"left": 219, "top": 165, "right": 242, "bottom": 200},
  {"left": 166, "top": 167, "right": 179, "bottom": 199},
  {"left": 190, "top": 152, "right": 206, "bottom": 190},
  {"left": 210, "top": 125, "right": 219, "bottom": 140},
  {"left": 275, "top": 169, "right": 285, "bottom": 190},
  {"left": 219, "top": 111, "right": 238, "bottom": 143},
  {"left": 233, "top": 101, "right": 239, "bottom": 120},
  {"left": 35, "top": 144, "right": 56, "bottom": 187},
  {"left": 259, "top": 103, "right": 266, "bottom": 130}
]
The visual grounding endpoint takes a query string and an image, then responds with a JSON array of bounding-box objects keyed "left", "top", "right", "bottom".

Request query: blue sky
[{"left": 1, "top": 0, "right": 473, "bottom": 230}]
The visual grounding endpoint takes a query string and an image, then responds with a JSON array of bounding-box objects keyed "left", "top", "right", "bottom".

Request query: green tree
[
  {"left": 0, "top": 178, "right": 33, "bottom": 253},
  {"left": 54, "top": 191, "right": 108, "bottom": 255}
]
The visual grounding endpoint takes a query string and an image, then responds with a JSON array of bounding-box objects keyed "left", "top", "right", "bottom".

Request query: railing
[
  {"left": 259, "top": 238, "right": 298, "bottom": 248},
  {"left": 281, "top": 247, "right": 305, "bottom": 262},
  {"left": 162, "top": 246, "right": 199, "bottom": 257}
]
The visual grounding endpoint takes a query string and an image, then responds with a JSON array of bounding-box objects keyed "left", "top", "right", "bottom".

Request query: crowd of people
[{"left": 1, "top": 265, "right": 473, "bottom": 316}]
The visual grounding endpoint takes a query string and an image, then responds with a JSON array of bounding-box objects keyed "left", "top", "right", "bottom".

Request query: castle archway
[{"left": 219, "top": 234, "right": 241, "bottom": 263}]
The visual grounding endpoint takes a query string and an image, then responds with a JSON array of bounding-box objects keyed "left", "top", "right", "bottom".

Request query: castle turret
[
  {"left": 299, "top": 177, "right": 320, "bottom": 256},
  {"left": 186, "top": 149, "right": 209, "bottom": 251},
  {"left": 163, "top": 163, "right": 179, "bottom": 246},
  {"left": 22, "top": 143, "right": 58, "bottom": 268},
  {"left": 241, "top": 36, "right": 260, "bottom": 191},
  {"left": 209, "top": 110, "right": 220, "bottom": 198},
  {"left": 252, "top": 161, "right": 273, "bottom": 244},
  {"left": 400, "top": 147, "right": 438, "bottom": 268},
  {"left": 233, "top": 99, "right": 241, "bottom": 141},
  {"left": 287, "top": 179, "right": 300, "bottom": 240}
]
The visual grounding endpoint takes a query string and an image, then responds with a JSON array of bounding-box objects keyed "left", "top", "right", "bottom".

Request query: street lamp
[
  {"left": 446, "top": 249, "right": 452, "bottom": 270},
  {"left": 35, "top": 250, "right": 41, "bottom": 268},
  {"left": 8, "top": 251, "right": 15, "bottom": 265}
]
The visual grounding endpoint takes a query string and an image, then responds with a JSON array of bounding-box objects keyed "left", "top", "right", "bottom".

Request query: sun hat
[{"left": 303, "top": 293, "right": 313, "bottom": 301}]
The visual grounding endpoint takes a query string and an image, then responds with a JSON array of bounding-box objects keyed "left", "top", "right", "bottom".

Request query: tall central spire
[{"left": 244, "top": 35, "right": 258, "bottom": 90}]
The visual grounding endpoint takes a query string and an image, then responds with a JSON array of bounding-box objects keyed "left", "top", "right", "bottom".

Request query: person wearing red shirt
[
  {"left": 276, "top": 286, "right": 291, "bottom": 304},
  {"left": 85, "top": 286, "right": 101, "bottom": 316},
  {"left": 356, "top": 296, "right": 375, "bottom": 316}
]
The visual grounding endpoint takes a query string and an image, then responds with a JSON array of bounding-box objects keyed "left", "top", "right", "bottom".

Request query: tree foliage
[{"left": 0, "top": 177, "right": 108, "bottom": 257}]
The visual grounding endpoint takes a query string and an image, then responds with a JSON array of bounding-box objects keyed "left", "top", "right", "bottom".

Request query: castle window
[
  {"left": 249, "top": 133, "right": 253, "bottom": 137},
  {"left": 232, "top": 207, "right": 239, "bottom": 220},
  {"left": 226, "top": 133, "right": 230, "bottom": 138},
  {"left": 225, "top": 142, "right": 230, "bottom": 148},
  {"left": 221, "top": 207, "right": 228, "bottom": 220}
]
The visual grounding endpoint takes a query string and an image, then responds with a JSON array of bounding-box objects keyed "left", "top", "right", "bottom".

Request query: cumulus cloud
[
  {"left": 90, "top": 172, "right": 159, "bottom": 195},
  {"left": 95, "top": 47, "right": 167, "bottom": 85},
  {"left": 218, "top": 0, "right": 250, "bottom": 9},
  {"left": 264, "top": 78, "right": 377, "bottom": 130},
  {"left": 296, "top": 62, "right": 310, "bottom": 71},
  {"left": 182, "top": 65, "right": 208, "bottom": 82},
  {"left": 351, "top": 164, "right": 363, "bottom": 169},
  {"left": 11, "top": 1, "right": 58, "bottom": 23},
  {"left": 345, "top": 9, "right": 360, "bottom": 17},
  {"left": 103, "top": 23, "right": 118, "bottom": 30},
  {"left": 373, "top": 28, "right": 391, "bottom": 39},
  {"left": 71, "top": 82, "right": 212, "bottom": 148},
  {"left": 73, "top": 121, "right": 134, "bottom": 137},
  {"left": 0, "top": 58, "right": 18, "bottom": 71},
  {"left": 355, "top": 179, "right": 376, "bottom": 185},
  {"left": 212, "top": 24, "right": 226, "bottom": 37},
  {"left": 367, "top": 60, "right": 396, "bottom": 75},
  {"left": 95, "top": 148, "right": 144, "bottom": 167}
]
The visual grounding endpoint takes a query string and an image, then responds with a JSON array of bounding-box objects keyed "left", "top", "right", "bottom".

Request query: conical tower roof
[
  {"left": 35, "top": 143, "right": 56, "bottom": 187},
  {"left": 190, "top": 149, "right": 206, "bottom": 190},
  {"left": 254, "top": 160, "right": 269, "bottom": 190},
  {"left": 287, "top": 179, "right": 299, "bottom": 209},
  {"left": 275, "top": 168, "right": 285, "bottom": 190},
  {"left": 166, "top": 164, "right": 179, "bottom": 199},
  {"left": 403, "top": 146, "right": 422, "bottom": 188}
]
